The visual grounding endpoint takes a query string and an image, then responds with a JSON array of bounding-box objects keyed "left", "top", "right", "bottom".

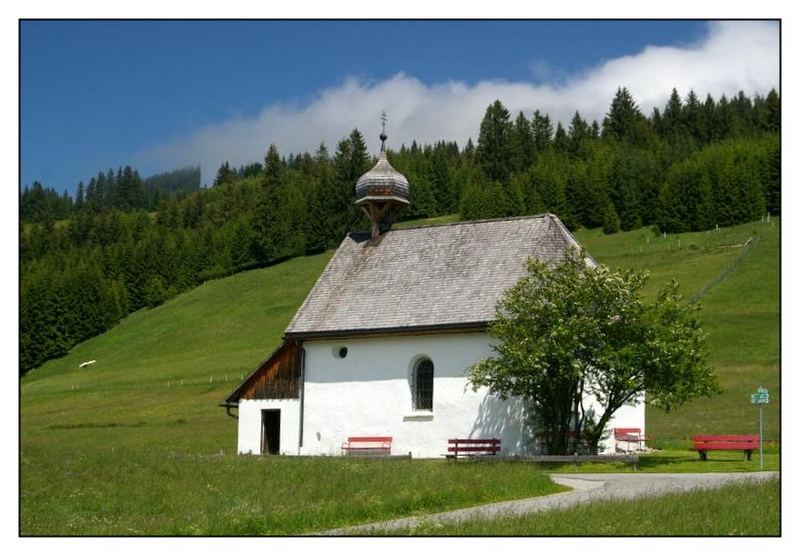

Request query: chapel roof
[{"left": 285, "top": 213, "right": 590, "bottom": 338}]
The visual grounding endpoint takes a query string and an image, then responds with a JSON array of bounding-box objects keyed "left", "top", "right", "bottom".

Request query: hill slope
[
  {"left": 575, "top": 220, "right": 779, "bottom": 441},
  {"left": 21, "top": 217, "right": 779, "bottom": 455}
]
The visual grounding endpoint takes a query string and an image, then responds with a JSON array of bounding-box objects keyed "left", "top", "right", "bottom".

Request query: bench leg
[
  {"left": 699, "top": 450, "right": 707, "bottom": 461},
  {"left": 745, "top": 450, "right": 752, "bottom": 461}
]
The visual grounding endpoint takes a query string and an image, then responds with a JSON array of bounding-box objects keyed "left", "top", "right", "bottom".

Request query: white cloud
[{"left": 139, "top": 21, "right": 778, "bottom": 185}]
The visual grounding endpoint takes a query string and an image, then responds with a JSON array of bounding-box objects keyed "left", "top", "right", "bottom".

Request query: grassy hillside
[
  {"left": 21, "top": 217, "right": 779, "bottom": 448},
  {"left": 573, "top": 219, "right": 779, "bottom": 442},
  {"left": 21, "top": 251, "right": 334, "bottom": 455},
  {"left": 20, "top": 216, "right": 779, "bottom": 533}
]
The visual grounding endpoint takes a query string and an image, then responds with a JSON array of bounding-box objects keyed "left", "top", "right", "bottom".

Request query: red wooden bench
[
  {"left": 341, "top": 436, "right": 392, "bottom": 456},
  {"left": 692, "top": 435, "right": 760, "bottom": 461},
  {"left": 447, "top": 438, "right": 501, "bottom": 459},
  {"left": 614, "top": 428, "right": 652, "bottom": 452}
]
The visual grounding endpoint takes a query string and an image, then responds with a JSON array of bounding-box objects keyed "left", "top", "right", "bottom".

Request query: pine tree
[
  {"left": 568, "top": 111, "right": 591, "bottom": 158},
  {"left": 702, "top": 94, "right": 717, "bottom": 143},
  {"left": 509, "top": 111, "right": 535, "bottom": 173},
  {"left": 602, "top": 87, "right": 647, "bottom": 143},
  {"left": 75, "top": 182, "right": 85, "bottom": 211},
  {"left": 661, "top": 88, "right": 685, "bottom": 140},
  {"left": 602, "top": 203, "right": 621, "bottom": 234},
  {"left": 330, "top": 129, "right": 369, "bottom": 238},
  {"left": 306, "top": 143, "right": 336, "bottom": 251},
  {"left": 765, "top": 89, "right": 780, "bottom": 133},
  {"left": 608, "top": 146, "right": 644, "bottom": 231},
  {"left": 531, "top": 110, "right": 553, "bottom": 152},
  {"left": 590, "top": 120, "right": 600, "bottom": 139},
  {"left": 684, "top": 90, "right": 703, "bottom": 144},
  {"left": 214, "top": 161, "right": 236, "bottom": 186},
  {"left": 733, "top": 91, "right": 754, "bottom": 135},
  {"left": 528, "top": 152, "right": 570, "bottom": 225},
  {"left": 431, "top": 142, "right": 456, "bottom": 214},
  {"left": 144, "top": 276, "right": 167, "bottom": 308},
  {"left": 553, "top": 122, "right": 569, "bottom": 153},
  {"left": 475, "top": 100, "right": 512, "bottom": 182},
  {"left": 254, "top": 144, "right": 290, "bottom": 261},
  {"left": 463, "top": 137, "right": 475, "bottom": 158}
]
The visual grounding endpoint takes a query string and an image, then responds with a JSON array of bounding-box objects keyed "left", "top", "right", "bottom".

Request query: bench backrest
[
  {"left": 614, "top": 428, "right": 642, "bottom": 439},
  {"left": 448, "top": 438, "right": 501, "bottom": 453},
  {"left": 692, "top": 435, "right": 759, "bottom": 443},
  {"left": 347, "top": 436, "right": 392, "bottom": 444}
]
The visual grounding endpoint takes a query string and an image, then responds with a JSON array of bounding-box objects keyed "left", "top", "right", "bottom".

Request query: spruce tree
[
  {"left": 553, "top": 122, "right": 569, "bottom": 153},
  {"left": 75, "top": 182, "right": 85, "bottom": 211},
  {"left": 531, "top": 110, "right": 553, "bottom": 152},
  {"left": 214, "top": 161, "right": 236, "bottom": 186},
  {"left": 602, "top": 87, "right": 647, "bottom": 143},
  {"left": 509, "top": 111, "right": 535, "bottom": 173},
  {"left": 255, "top": 144, "right": 289, "bottom": 261},
  {"left": 765, "top": 89, "right": 780, "bottom": 133},
  {"left": 475, "top": 100, "right": 512, "bottom": 182},
  {"left": 684, "top": 90, "right": 703, "bottom": 144},
  {"left": 702, "top": 94, "right": 717, "bottom": 143},
  {"left": 661, "top": 88, "right": 685, "bottom": 140},
  {"left": 568, "top": 111, "right": 590, "bottom": 159},
  {"left": 431, "top": 142, "right": 456, "bottom": 214},
  {"left": 602, "top": 203, "right": 621, "bottom": 234}
]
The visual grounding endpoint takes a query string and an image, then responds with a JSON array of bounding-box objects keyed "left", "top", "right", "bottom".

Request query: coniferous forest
[{"left": 20, "top": 87, "right": 780, "bottom": 374}]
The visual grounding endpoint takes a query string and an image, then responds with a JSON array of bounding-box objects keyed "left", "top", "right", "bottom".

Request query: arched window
[{"left": 412, "top": 358, "right": 434, "bottom": 411}]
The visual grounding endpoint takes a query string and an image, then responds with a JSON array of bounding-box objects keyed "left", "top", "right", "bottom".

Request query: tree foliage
[
  {"left": 468, "top": 249, "right": 719, "bottom": 454},
  {"left": 19, "top": 87, "right": 780, "bottom": 374}
]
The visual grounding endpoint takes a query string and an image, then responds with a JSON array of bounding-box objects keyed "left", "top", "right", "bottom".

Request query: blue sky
[{"left": 20, "top": 20, "right": 777, "bottom": 192}]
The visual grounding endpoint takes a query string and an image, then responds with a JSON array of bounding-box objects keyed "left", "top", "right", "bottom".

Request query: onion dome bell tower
[{"left": 355, "top": 111, "right": 410, "bottom": 239}]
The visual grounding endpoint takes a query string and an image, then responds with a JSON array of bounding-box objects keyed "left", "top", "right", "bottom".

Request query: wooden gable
[{"left": 226, "top": 339, "right": 301, "bottom": 403}]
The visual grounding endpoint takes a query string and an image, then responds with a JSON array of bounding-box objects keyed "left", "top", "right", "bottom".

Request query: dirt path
[{"left": 314, "top": 471, "right": 778, "bottom": 535}]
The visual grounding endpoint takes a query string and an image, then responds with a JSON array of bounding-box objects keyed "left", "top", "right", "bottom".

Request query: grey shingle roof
[{"left": 285, "top": 213, "right": 587, "bottom": 337}]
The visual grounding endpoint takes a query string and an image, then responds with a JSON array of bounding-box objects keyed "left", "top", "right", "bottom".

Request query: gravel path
[{"left": 314, "top": 471, "right": 778, "bottom": 535}]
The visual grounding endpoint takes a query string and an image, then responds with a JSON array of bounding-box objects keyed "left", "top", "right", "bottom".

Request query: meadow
[
  {"left": 20, "top": 216, "right": 780, "bottom": 534},
  {"left": 391, "top": 477, "right": 780, "bottom": 536},
  {"left": 574, "top": 218, "right": 779, "bottom": 442}
]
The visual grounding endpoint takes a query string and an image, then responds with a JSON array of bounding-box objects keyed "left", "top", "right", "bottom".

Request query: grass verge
[
  {"left": 20, "top": 452, "right": 564, "bottom": 535},
  {"left": 393, "top": 477, "right": 780, "bottom": 536},
  {"left": 524, "top": 447, "right": 779, "bottom": 474}
]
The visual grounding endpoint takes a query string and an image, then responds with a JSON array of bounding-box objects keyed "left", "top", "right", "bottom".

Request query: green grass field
[
  {"left": 573, "top": 220, "right": 779, "bottom": 442},
  {"left": 20, "top": 454, "right": 564, "bottom": 535},
  {"left": 390, "top": 477, "right": 780, "bottom": 536},
  {"left": 20, "top": 216, "right": 780, "bottom": 534}
]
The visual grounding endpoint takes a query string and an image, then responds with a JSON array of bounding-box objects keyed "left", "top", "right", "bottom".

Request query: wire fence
[
  {"left": 21, "top": 373, "right": 247, "bottom": 397},
  {"left": 687, "top": 235, "right": 759, "bottom": 304}
]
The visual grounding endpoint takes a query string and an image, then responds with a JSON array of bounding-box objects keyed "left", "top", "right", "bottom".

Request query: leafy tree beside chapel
[{"left": 469, "top": 249, "right": 719, "bottom": 455}]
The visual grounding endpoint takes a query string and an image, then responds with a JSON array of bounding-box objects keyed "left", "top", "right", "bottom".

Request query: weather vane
[
  {"left": 379, "top": 110, "right": 389, "bottom": 150},
  {"left": 380, "top": 110, "right": 388, "bottom": 137}
]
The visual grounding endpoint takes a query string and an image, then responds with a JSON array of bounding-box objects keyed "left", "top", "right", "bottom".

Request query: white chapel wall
[
  {"left": 236, "top": 332, "right": 648, "bottom": 457},
  {"left": 299, "top": 333, "right": 534, "bottom": 458},
  {"left": 237, "top": 398, "right": 300, "bottom": 455}
]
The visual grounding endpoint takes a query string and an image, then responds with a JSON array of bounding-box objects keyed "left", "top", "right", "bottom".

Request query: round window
[{"left": 333, "top": 346, "right": 348, "bottom": 359}]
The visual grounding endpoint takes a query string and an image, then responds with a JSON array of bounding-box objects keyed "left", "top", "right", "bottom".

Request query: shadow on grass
[{"left": 508, "top": 448, "right": 780, "bottom": 474}]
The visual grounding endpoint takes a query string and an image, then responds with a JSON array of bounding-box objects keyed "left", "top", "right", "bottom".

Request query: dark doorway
[{"left": 261, "top": 409, "right": 281, "bottom": 455}]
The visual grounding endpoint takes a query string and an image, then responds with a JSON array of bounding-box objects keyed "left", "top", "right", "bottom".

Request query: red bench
[
  {"left": 692, "top": 435, "right": 760, "bottom": 461},
  {"left": 341, "top": 436, "right": 392, "bottom": 456},
  {"left": 614, "top": 428, "right": 652, "bottom": 452},
  {"left": 447, "top": 438, "right": 501, "bottom": 459}
]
